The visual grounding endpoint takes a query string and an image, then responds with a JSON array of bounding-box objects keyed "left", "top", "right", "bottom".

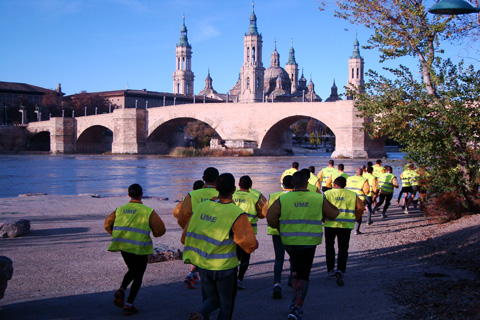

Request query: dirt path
[{"left": 0, "top": 195, "right": 478, "bottom": 319}]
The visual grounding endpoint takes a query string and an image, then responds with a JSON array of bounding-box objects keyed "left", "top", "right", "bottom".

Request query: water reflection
[{"left": 0, "top": 153, "right": 406, "bottom": 199}]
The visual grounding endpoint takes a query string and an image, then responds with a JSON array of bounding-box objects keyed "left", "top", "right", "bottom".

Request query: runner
[
  {"left": 262, "top": 175, "right": 294, "bottom": 299},
  {"left": 372, "top": 166, "right": 399, "bottom": 218},
  {"left": 316, "top": 160, "right": 337, "bottom": 193}
]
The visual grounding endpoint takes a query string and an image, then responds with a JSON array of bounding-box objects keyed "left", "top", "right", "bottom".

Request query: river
[{"left": 0, "top": 153, "right": 405, "bottom": 199}]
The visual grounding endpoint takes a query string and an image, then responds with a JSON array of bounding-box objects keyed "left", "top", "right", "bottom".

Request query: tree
[
  {"left": 329, "top": 0, "right": 480, "bottom": 211},
  {"left": 63, "top": 91, "right": 112, "bottom": 116},
  {"left": 291, "top": 119, "right": 308, "bottom": 137},
  {"left": 184, "top": 121, "right": 217, "bottom": 148}
]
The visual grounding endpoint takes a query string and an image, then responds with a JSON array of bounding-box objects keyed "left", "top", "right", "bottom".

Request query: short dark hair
[
  {"left": 367, "top": 161, "right": 373, "bottom": 167},
  {"left": 292, "top": 171, "right": 308, "bottom": 189},
  {"left": 376, "top": 159, "right": 382, "bottom": 165},
  {"left": 385, "top": 165, "right": 393, "bottom": 173},
  {"left": 193, "top": 180, "right": 204, "bottom": 190},
  {"left": 203, "top": 167, "right": 219, "bottom": 183},
  {"left": 216, "top": 173, "right": 236, "bottom": 197},
  {"left": 128, "top": 184, "right": 143, "bottom": 199},
  {"left": 367, "top": 166, "right": 373, "bottom": 174},
  {"left": 338, "top": 164, "right": 344, "bottom": 171},
  {"left": 282, "top": 175, "right": 294, "bottom": 189},
  {"left": 300, "top": 168, "right": 311, "bottom": 178},
  {"left": 334, "top": 176, "right": 347, "bottom": 188},
  {"left": 308, "top": 166, "right": 315, "bottom": 173},
  {"left": 292, "top": 162, "right": 299, "bottom": 169},
  {"left": 328, "top": 160, "right": 334, "bottom": 166},
  {"left": 239, "top": 175, "right": 253, "bottom": 189}
]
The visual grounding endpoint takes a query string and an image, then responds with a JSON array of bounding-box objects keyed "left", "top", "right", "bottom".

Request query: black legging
[
  {"left": 236, "top": 247, "right": 251, "bottom": 282},
  {"left": 120, "top": 251, "right": 148, "bottom": 304},
  {"left": 374, "top": 193, "right": 393, "bottom": 215}
]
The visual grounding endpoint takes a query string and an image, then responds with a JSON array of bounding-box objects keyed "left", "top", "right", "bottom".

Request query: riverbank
[{"left": 1, "top": 194, "right": 478, "bottom": 319}]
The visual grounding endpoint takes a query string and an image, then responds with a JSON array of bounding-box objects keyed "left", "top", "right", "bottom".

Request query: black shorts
[{"left": 400, "top": 186, "right": 413, "bottom": 194}]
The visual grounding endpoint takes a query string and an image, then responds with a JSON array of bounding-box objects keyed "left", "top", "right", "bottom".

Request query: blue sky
[{"left": 1, "top": 0, "right": 479, "bottom": 100}]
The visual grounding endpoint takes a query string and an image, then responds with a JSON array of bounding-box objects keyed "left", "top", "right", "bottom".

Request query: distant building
[{"left": 0, "top": 81, "right": 63, "bottom": 124}]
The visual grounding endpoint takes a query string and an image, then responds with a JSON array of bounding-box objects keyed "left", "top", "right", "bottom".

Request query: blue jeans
[
  {"left": 198, "top": 267, "right": 238, "bottom": 320},
  {"left": 272, "top": 235, "right": 285, "bottom": 283}
]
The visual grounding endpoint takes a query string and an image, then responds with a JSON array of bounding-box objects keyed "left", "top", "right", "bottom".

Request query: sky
[{"left": 1, "top": 0, "right": 479, "bottom": 100}]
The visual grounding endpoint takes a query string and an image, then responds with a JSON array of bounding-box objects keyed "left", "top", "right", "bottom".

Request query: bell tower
[
  {"left": 285, "top": 40, "right": 299, "bottom": 94},
  {"left": 239, "top": 3, "right": 265, "bottom": 103},
  {"left": 173, "top": 16, "right": 194, "bottom": 95},
  {"left": 347, "top": 34, "right": 364, "bottom": 100}
]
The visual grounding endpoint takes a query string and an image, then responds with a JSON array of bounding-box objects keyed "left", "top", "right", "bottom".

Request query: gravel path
[{"left": 0, "top": 195, "right": 479, "bottom": 319}]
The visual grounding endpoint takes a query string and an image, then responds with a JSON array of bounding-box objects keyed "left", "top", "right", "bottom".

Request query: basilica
[{"left": 174, "top": 4, "right": 365, "bottom": 103}]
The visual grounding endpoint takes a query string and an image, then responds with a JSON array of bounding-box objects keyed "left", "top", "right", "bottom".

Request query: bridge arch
[
  {"left": 76, "top": 125, "right": 113, "bottom": 153},
  {"left": 27, "top": 131, "right": 50, "bottom": 151},
  {"left": 147, "top": 117, "right": 222, "bottom": 154},
  {"left": 259, "top": 115, "right": 337, "bottom": 154}
]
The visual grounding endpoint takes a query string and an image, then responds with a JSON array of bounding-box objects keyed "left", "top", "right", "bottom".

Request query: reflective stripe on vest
[
  {"left": 345, "top": 175, "right": 367, "bottom": 201},
  {"left": 190, "top": 187, "right": 219, "bottom": 210},
  {"left": 233, "top": 190, "right": 259, "bottom": 234},
  {"left": 267, "top": 191, "right": 287, "bottom": 235},
  {"left": 183, "top": 200, "right": 243, "bottom": 271},
  {"left": 324, "top": 188, "right": 357, "bottom": 229},
  {"left": 279, "top": 191, "right": 324, "bottom": 245},
  {"left": 108, "top": 202, "right": 153, "bottom": 255},
  {"left": 379, "top": 173, "right": 395, "bottom": 193}
]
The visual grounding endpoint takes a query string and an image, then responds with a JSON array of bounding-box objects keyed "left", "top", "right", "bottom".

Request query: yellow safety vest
[
  {"left": 331, "top": 171, "right": 349, "bottom": 182},
  {"left": 363, "top": 173, "right": 377, "bottom": 197},
  {"left": 233, "top": 190, "right": 259, "bottom": 234},
  {"left": 266, "top": 191, "right": 288, "bottom": 235},
  {"left": 308, "top": 173, "right": 319, "bottom": 186},
  {"left": 280, "top": 168, "right": 297, "bottom": 183},
  {"left": 249, "top": 188, "right": 262, "bottom": 201},
  {"left": 345, "top": 175, "right": 368, "bottom": 201},
  {"left": 401, "top": 170, "right": 413, "bottom": 187},
  {"left": 279, "top": 191, "right": 324, "bottom": 245},
  {"left": 190, "top": 187, "right": 219, "bottom": 210},
  {"left": 320, "top": 167, "right": 337, "bottom": 185},
  {"left": 324, "top": 188, "right": 357, "bottom": 229},
  {"left": 183, "top": 200, "right": 243, "bottom": 271},
  {"left": 372, "top": 165, "right": 385, "bottom": 178},
  {"left": 410, "top": 170, "right": 420, "bottom": 187},
  {"left": 378, "top": 173, "right": 395, "bottom": 193},
  {"left": 307, "top": 183, "right": 318, "bottom": 193},
  {"left": 108, "top": 202, "right": 153, "bottom": 255}
]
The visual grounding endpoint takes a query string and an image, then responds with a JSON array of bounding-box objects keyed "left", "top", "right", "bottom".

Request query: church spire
[
  {"left": 350, "top": 33, "right": 361, "bottom": 59},
  {"left": 270, "top": 40, "right": 280, "bottom": 67},
  {"left": 286, "top": 39, "right": 297, "bottom": 65},
  {"left": 247, "top": 1, "right": 259, "bottom": 36},
  {"left": 178, "top": 15, "right": 190, "bottom": 47}
]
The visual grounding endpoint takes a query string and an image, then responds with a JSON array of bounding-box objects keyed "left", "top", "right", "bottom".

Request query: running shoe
[
  {"left": 404, "top": 208, "right": 409, "bottom": 214},
  {"left": 184, "top": 275, "right": 195, "bottom": 289},
  {"left": 113, "top": 289, "right": 124, "bottom": 307},
  {"left": 287, "top": 307, "right": 303, "bottom": 320},
  {"left": 192, "top": 273, "right": 200, "bottom": 283},
  {"left": 273, "top": 284, "right": 282, "bottom": 299},
  {"left": 335, "top": 270, "right": 344, "bottom": 287},
  {"left": 123, "top": 304, "right": 139, "bottom": 316},
  {"left": 367, "top": 220, "right": 373, "bottom": 225},
  {"left": 237, "top": 279, "right": 246, "bottom": 290},
  {"left": 355, "top": 230, "right": 363, "bottom": 235}
]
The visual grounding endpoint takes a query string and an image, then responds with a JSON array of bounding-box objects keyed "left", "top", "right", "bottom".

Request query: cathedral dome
[{"left": 264, "top": 66, "right": 291, "bottom": 95}]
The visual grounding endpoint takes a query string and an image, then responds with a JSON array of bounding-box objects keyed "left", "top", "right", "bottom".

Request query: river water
[{"left": 0, "top": 153, "right": 405, "bottom": 200}]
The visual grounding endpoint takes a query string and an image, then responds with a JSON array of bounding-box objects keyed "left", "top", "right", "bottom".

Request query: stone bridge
[{"left": 26, "top": 100, "right": 385, "bottom": 158}]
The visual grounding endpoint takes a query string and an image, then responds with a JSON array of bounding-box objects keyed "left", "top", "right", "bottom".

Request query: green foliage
[
  {"left": 331, "top": 0, "right": 480, "bottom": 212},
  {"left": 184, "top": 120, "right": 217, "bottom": 148}
]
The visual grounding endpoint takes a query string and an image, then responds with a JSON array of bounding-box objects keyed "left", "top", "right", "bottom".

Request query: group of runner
[{"left": 104, "top": 158, "right": 421, "bottom": 320}]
